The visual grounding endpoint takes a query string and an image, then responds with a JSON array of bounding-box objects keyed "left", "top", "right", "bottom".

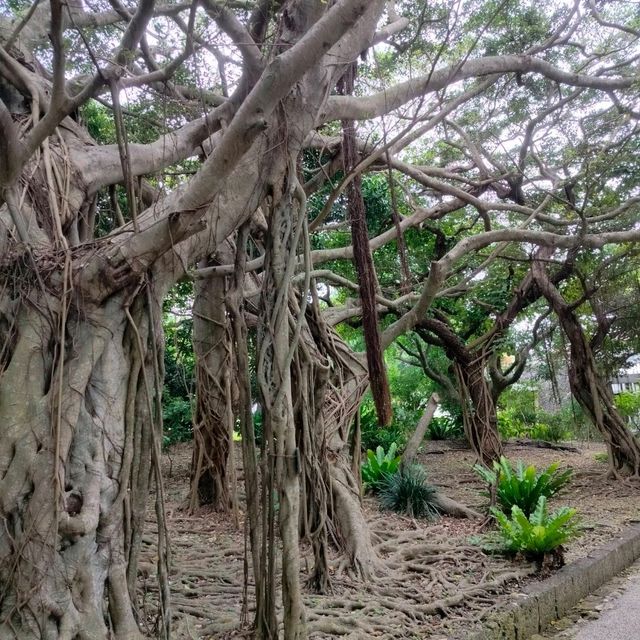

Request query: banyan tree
[{"left": 1, "top": 1, "right": 640, "bottom": 638}]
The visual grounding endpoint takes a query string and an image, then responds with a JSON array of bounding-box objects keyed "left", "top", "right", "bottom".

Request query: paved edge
[{"left": 469, "top": 523, "right": 640, "bottom": 640}]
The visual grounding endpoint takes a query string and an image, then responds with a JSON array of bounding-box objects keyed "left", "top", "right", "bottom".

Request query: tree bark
[
  {"left": 257, "top": 172, "right": 306, "bottom": 639},
  {"left": 189, "top": 263, "right": 234, "bottom": 512},
  {"left": 532, "top": 261, "right": 640, "bottom": 476},
  {"left": 0, "top": 286, "right": 161, "bottom": 639},
  {"left": 456, "top": 355, "right": 503, "bottom": 465},
  {"left": 300, "top": 306, "right": 381, "bottom": 580},
  {"left": 402, "top": 393, "right": 440, "bottom": 467},
  {"left": 417, "top": 318, "right": 503, "bottom": 464}
]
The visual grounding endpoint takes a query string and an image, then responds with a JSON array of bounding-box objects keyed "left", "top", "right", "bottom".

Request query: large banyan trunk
[
  {"left": 532, "top": 261, "right": 640, "bottom": 475},
  {"left": 189, "top": 261, "right": 234, "bottom": 512},
  {"left": 0, "top": 272, "right": 167, "bottom": 638},
  {"left": 294, "top": 303, "right": 381, "bottom": 582},
  {"left": 455, "top": 355, "right": 503, "bottom": 465}
]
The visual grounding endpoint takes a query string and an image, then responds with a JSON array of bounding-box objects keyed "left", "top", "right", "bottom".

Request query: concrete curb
[{"left": 469, "top": 523, "right": 640, "bottom": 640}]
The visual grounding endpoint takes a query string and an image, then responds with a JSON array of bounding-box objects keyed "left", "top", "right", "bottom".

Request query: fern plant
[
  {"left": 361, "top": 443, "right": 401, "bottom": 493},
  {"left": 379, "top": 465, "right": 440, "bottom": 519},
  {"left": 491, "top": 496, "right": 580, "bottom": 562},
  {"left": 474, "top": 456, "right": 572, "bottom": 516}
]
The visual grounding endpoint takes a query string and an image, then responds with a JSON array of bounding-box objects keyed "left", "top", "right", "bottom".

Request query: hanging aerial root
[{"left": 339, "top": 61, "right": 392, "bottom": 427}]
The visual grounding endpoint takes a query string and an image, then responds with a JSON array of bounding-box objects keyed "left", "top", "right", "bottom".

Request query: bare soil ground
[{"left": 139, "top": 439, "right": 640, "bottom": 639}]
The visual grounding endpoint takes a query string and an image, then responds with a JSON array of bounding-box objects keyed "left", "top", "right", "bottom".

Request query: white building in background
[{"left": 610, "top": 362, "right": 640, "bottom": 394}]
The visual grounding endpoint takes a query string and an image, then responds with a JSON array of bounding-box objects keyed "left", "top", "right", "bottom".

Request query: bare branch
[{"left": 323, "top": 54, "right": 638, "bottom": 121}]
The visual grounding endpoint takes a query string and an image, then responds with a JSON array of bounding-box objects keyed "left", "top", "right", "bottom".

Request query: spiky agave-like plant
[{"left": 379, "top": 465, "right": 441, "bottom": 519}]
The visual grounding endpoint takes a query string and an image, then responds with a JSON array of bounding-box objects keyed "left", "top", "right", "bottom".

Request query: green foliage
[
  {"left": 162, "top": 282, "right": 195, "bottom": 447},
  {"left": 497, "top": 402, "right": 577, "bottom": 443},
  {"left": 361, "top": 443, "right": 401, "bottom": 493},
  {"left": 358, "top": 347, "right": 437, "bottom": 452},
  {"left": 427, "top": 416, "right": 464, "bottom": 440},
  {"left": 474, "top": 457, "right": 572, "bottom": 517},
  {"left": 360, "top": 399, "right": 407, "bottom": 451},
  {"left": 496, "top": 412, "right": 523, "bottom": 440},
  {"left": 80, "top": 100, "right": 116, "bottom": 144},
  {"left": 490, "top": 496, "right": 580, "bottom": 558},
  {"left": 614, "top": 391, "right": 640, "bottom": 432},
  {"left": 379, "top": 465, "right": 440, "bottom": 520},
  {"left": 528, "top": 420, "right": 569, "bottom": 443},
  {"left": 497, "top": 386, "right": 538, "bottom": 439},
  {"left": 162, "top": 396, "right": 193, "bottom": 447}
]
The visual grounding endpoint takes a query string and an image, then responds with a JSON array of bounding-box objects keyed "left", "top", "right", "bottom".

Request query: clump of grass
[{"left": 379, "top": 465, "right": 440, "bottom": 520}]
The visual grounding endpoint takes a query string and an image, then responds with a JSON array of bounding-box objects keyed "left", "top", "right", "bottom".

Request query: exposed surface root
[
  {"left": 141, "top": 449, "right": 534, "bottom": 639},
  {"left": 303, "top": 515, "right": 532, "bottom": 639}
]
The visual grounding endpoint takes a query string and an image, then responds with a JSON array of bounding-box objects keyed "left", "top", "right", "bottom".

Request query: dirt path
[{"left": 140, "top": 439, "right": 640, "bottom": 638}]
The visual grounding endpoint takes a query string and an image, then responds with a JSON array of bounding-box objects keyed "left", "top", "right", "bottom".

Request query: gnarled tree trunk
[
  {"left": 456, "top": 355, "right": 503, "bottom": 465},
  {"left": 533, "top": 260, "right": 640, "bottom": 475},
  {"left": 189, "top": 263, "right": 234, "bottom": 512},
  {"left": 297, "top": 305, "right": 381, "bottom": 581},
  {"left": 0, "top": 279, "right": 166, "bottom": 639}
]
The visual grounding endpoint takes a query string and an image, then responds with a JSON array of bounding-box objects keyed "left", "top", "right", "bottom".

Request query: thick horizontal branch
[
  {"left": 194, "top": 197, "right": 465, "bottom": 278},
  {"left": 380, "top": 227, "right": 640, "bottom": 349},
  {"left": 83, "top": 103, "right": 231, "bottom": 192},
  {"left": 322, "top": 54, "right": 638, "bottom": 121},
  {"left": 177, "top": 0, "right": 381, "bottom": 212}
]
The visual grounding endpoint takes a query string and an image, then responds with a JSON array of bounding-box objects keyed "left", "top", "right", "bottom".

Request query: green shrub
[
  {"left": 361, "top": 421, "right": 406, "bottom": 452},
  {"left": 491, "top": 496, "right": 580, "bottom": 560},
  {"left": 614, "top": 391, "right": 640, "bottom": 433},
  {"left": 379, "top": 465, "right": 440, "bottom": 519},
  {"left": 474, "top": 456, "right": 572, "bottom": 517},
  {"left": 497, "top": 387, "right": 537, "bottom": 439},
  {"left": 497, "top": 399, "right": 581, "bottom": 443},
  {"left": 427, "top": 416, "right": 464, "bottom": 440},
  {"left": 359, "top": 397, "right": 408, "bottom": 451},
  {"left": 361, "top": 443, "right": 401, "bottom": 493},
  {"left": 529, "top": 421, "right": 569, "bottom": 443},
  {"left": 497, "top": 408, "right": 526, "bottom": 440},
  {"left": 162, "top": 395, "right": 193, "bottom": 447}
]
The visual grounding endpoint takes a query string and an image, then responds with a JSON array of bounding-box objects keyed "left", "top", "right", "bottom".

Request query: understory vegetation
[
  {"left": 474, "top": 457, "right": 573, "bottom": 517},
  {"left": 379, "top": 465, "right": 441, "bottom": 520},
  {"left": 490, "top": 497, "right": 581, "bottom": 565}
]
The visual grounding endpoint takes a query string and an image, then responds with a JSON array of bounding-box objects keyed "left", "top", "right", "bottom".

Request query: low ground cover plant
[
  {"left": 361, "top": 443, "right": 401, "bottom": 493},
  {"left": 474, "top": 456, "right": 572, "bottom": 516},
  {"left": 379, "top": 465, "right": 441, "bottom": 520},
  {"left": 490, "top": 496, "right": 580, "bottom": 566},
  {"left": 427, "top": 416, "right": 464, "bottom": 440}
]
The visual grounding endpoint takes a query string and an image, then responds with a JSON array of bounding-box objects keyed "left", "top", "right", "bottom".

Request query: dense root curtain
[
  {"left": 293, "top": 302, "right": 382, "bottom": 583},
  {"left": 256, "top": 166, "right": 307, "bottom": 640},
  {"left": 0, "top": 270, "right": 168, "bottom": 639}
]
